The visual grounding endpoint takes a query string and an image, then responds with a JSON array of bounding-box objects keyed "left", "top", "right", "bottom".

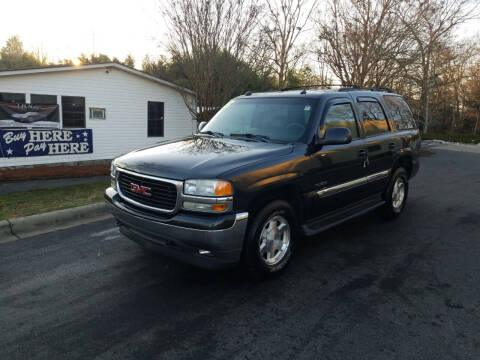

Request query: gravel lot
[{"left": 1, "top": 144, "right": 479, "bottom": 360}]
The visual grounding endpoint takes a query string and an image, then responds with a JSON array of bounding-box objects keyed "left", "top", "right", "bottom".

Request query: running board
[{"left": 302, "top": 196, "right": 385, "bottom": 237}]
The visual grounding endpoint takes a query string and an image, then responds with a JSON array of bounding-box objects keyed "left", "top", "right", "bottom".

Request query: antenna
[{"left": 92, "top": 31, "right": 96, "bottom": 56}]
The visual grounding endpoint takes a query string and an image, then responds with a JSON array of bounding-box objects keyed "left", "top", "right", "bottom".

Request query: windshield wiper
[
  {"left": 199, "top": 130, "right": 224, "bottom": 138},
  {"left": 229, "top": 133, "right": 270, "bottom": 142}
]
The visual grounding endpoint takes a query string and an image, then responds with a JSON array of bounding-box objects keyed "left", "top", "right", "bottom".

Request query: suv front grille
[{"left": 117, "top": 170, "right": 178, "bottom": 211}]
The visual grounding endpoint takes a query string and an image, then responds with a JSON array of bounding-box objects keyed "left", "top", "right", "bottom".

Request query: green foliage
[
  {"left": 123, "top": 54, "right": 135, "bottom": 68},
  {"left": 142, "top": 51, "right": 277, "bottom": 121},
  {"left": 142, "top": 55, "right": 188, "bottom": 87},
  {"left": 0, "top": 35, "right": 44, "bottom": 70},
  {"left": 62, "top": 53, "right": 135, "bottom": 67},
  {"left": 0, "top": 36, "right": 137, "bottom": 70},
  {"left": 77, "top": 53, "right": 112, "bottom": 65},
  {"left": 285, "top": 65, "right": 329, "bottom": 89}
]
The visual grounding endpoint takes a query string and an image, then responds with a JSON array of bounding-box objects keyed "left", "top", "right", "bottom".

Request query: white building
[{"left": 0, "top": 63, "right": 196, "bottom": 169}]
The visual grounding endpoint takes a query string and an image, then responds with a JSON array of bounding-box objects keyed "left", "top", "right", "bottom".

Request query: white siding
[{"left": 0, "top": 67, "right": 194, "bottom": 167}]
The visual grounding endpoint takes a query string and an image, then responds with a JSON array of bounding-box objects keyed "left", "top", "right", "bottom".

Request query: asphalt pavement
[{"left": 1, "top": 146, "right": 480, "bottom": 360}]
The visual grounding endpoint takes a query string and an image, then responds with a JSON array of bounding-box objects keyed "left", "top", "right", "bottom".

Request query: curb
[
  {"left": 0, "top": 203, "right": 112, "bottom": 244},
  {"left": 0, "top": 220, "right": 17, "bottom": 243}
]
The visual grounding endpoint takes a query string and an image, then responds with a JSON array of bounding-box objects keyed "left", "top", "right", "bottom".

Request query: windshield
[{"left": 201, "top": 98, "right": 317, "bottom": 143}]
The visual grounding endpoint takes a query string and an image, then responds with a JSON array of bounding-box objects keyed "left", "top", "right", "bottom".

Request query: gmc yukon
[{"left": 105, "top": 87, "right": 420, "bottom": 278}]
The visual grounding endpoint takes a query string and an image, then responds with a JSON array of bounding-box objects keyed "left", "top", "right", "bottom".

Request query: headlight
[
  {"left": 110, "top": 161, "right": 117, "bottom": 189},
  {"left": 182, "top": 179, "right": 233, "bottom": 213},
  {"left": 183, "top": 179, "right": 233, "bottom": 197}
]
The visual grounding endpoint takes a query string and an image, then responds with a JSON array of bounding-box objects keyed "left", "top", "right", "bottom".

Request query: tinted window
[
  {"left": 322, "top": 103, "right": 358, "bottom": 139},
  {"left": 31, "top": 94, "right": 57, "bottom": 105},
  {"left": 61, "top": 96, "right": 85, "bottom": 128},
  {"left": 202, "top": 98, "right": 316, "bottom": 143},
  {"left": 383, "top": 95, "right": 416, "bottom": 130},
  {"left": 0, "top": 92, "right": 25, "bottom": 103},
  {"left": 148, "top": 101, "right": 164, "bottom": 137},
  {"left": 357, "top": 101, "right": 389, "bottom": 136}
]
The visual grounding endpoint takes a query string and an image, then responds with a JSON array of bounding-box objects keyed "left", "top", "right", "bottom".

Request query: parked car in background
[{"left": 105, "top": 86, "right": 420, "bottom": 278}]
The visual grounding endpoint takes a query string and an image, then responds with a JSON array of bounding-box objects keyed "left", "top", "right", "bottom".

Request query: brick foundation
[{"left": 0, "top": 160, "right": 111, "bottom": 181}]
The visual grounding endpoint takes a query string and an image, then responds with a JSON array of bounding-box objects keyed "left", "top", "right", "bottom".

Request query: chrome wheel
[
  {"left": 259, "top": 215, "right": 291, "bottom": 266},
  {"left": 392, "top": 177, "right": 406, "bottom": 209}
]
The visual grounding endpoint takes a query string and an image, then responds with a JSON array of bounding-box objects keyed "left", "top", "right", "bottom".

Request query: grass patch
[
  {"left": 0, "top": 182, "right": 109, "bottom": 220},
  {"left": 423, "top": 133, "right": 480, "bottom": 144}
]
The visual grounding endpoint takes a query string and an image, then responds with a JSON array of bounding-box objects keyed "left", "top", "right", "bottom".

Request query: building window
[
  {"left": 148, "top": 101, "right": 164, "bottom": 137},
  {"left": 89, "top": 107, "right": 106, "bottom": 120},
  {"left": 0, "top": 92, "right": 25, "bottom": 103},
  {"left": 357, "top": 101, "right": 390, "bottom": 136},
  {"left": 61, "top": 96, "right": 85, "bottom": 128},
  {"left": 31, "top": 94, "right": 57, "bottom": 105}
]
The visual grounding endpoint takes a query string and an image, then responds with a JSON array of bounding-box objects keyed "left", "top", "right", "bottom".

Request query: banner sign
[
  {"left": 0, "top": 129, "right": 93, "bottom": 158},
  {"left": 0, "top": 103, "right": 60, "bottom": 129}
]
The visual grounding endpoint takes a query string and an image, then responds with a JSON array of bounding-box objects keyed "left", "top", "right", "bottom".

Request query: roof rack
[
  {"left": 280, "top": 84, "right": 395, "bottom": 93},
  {"left": 281, "top": 84, "right": 357, "bottom": 91},
  {"left": 338, "top": 86, "right": 394, "bottom": 93}
]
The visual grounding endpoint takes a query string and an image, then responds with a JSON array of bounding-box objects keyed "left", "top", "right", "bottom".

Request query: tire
[
  {"left": 377, "top": 167, "right": 409, "bottom": 220},
  {"left": 242, "top": 200, "right": 296, "bottom": 280}
]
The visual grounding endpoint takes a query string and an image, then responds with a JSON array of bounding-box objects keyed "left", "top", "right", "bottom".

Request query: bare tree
[
  {"left": 162, "top": 0, "right": 260, "bottom": 121},
  {"left": 316, "top": 0, "right": 412, "bottom": 87},
  {"left": 398, "top": 0, "right": 477, "bottom": 132},
  {"left": 464, "top": 58, "right": 480, "bottom": 134},
  {"left": 263, "top": 0, "right": 316, "bottom": 88}
]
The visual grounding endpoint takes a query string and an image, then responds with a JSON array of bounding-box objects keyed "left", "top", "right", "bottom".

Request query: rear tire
[
  {"left": 377, "top": 167, "right": 408, "bottom": 220},
  {"left": 242, "top": 200, "right": 296, "bottom": 280}
]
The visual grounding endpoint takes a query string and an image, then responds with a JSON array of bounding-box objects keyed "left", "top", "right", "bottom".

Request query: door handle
[
  {"left": 388, "top": 142, "right": 396, "bottom": 150},
  {"left": 358, "top": 149, "right": 369, "bottom": 167},
  {"left": 358, "top": 149, "right": 368, "bottom": 158}
]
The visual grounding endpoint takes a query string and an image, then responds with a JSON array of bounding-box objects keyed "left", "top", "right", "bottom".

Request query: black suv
[{"left": 105, "top": 87, "right": 420, "bottom": 278}]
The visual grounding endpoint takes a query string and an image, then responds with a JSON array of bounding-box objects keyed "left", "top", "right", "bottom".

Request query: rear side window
[
  {"left": 357, "top": 101, "right": 389, "bottom": 136},
  {"left": 383, "top": 96, "right": 416, "bottom": 130},
  {"left": 322, "top": 103, "right": 359, "bottom": 139}
]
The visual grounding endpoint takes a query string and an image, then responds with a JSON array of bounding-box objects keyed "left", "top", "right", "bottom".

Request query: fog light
[
  {"left": 183, "top": 201, "right": 228, "bottom": 212},
  {"left": 183, "top": 201, "right": 213, "bottom": 211}
]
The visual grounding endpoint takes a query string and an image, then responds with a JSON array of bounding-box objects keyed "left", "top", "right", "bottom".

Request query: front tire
[
  {"left": 378, "top": 167, "right": 409, "bottom": 220},
  {"left": 242, "top": 200, "right": 296, "bottom": 280}
]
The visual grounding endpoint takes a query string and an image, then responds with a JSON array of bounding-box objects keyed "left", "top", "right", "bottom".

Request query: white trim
[
  {"left": 317, "top": 170, "right": 390, "bottom": 198},
  {"left": 0, "top": 63, "right": 196, "bottom": 96}
]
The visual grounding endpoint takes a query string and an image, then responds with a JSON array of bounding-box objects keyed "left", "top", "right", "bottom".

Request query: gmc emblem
[{"left": 129, "top": 183, "right": 152, "bottom": 196}]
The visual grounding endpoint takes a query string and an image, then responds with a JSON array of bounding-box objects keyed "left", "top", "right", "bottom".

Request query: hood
[{"left": 114, "top": 136, "right": 294, "bottom": 180}]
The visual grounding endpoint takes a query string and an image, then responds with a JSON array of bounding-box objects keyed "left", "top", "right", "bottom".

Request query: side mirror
[
  {"left": 198, "top": 121, "right": 207, "bottom": 132},
  {"left": 313, "top": 127, "right": 352, "bottom": 150}
]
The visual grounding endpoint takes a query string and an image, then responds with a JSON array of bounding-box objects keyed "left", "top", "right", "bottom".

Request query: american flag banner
[{"left": 0, "top": 128, "right": 93, "bottom": 158}]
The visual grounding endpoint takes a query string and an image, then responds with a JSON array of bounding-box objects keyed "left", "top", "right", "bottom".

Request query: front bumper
[{"left": 104, "top": 187, "right": 248, "bottom": 269}]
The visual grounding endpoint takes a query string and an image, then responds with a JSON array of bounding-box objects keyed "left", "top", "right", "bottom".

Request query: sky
[
  {"left": 0, "top": 0, "right": 168, "bottom": 67},
  {"left": 0, "top": 0, "right": 479, "bottom": 69}
]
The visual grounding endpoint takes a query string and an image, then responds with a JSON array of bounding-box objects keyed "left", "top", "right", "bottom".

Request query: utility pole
[
  {"left": 474, "top": 105, "right": 480, "bottom": 135},
  {"left": 424, "top": 86, "right": 430, "bottom": 133}
]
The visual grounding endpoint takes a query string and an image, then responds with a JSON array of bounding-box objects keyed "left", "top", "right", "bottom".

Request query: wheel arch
[
  {"left": 247, "top": 183, "right": 304, "bottom": 228},
  {"left": 393, "top": 154, "right": 413, "bottom": 178}
]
